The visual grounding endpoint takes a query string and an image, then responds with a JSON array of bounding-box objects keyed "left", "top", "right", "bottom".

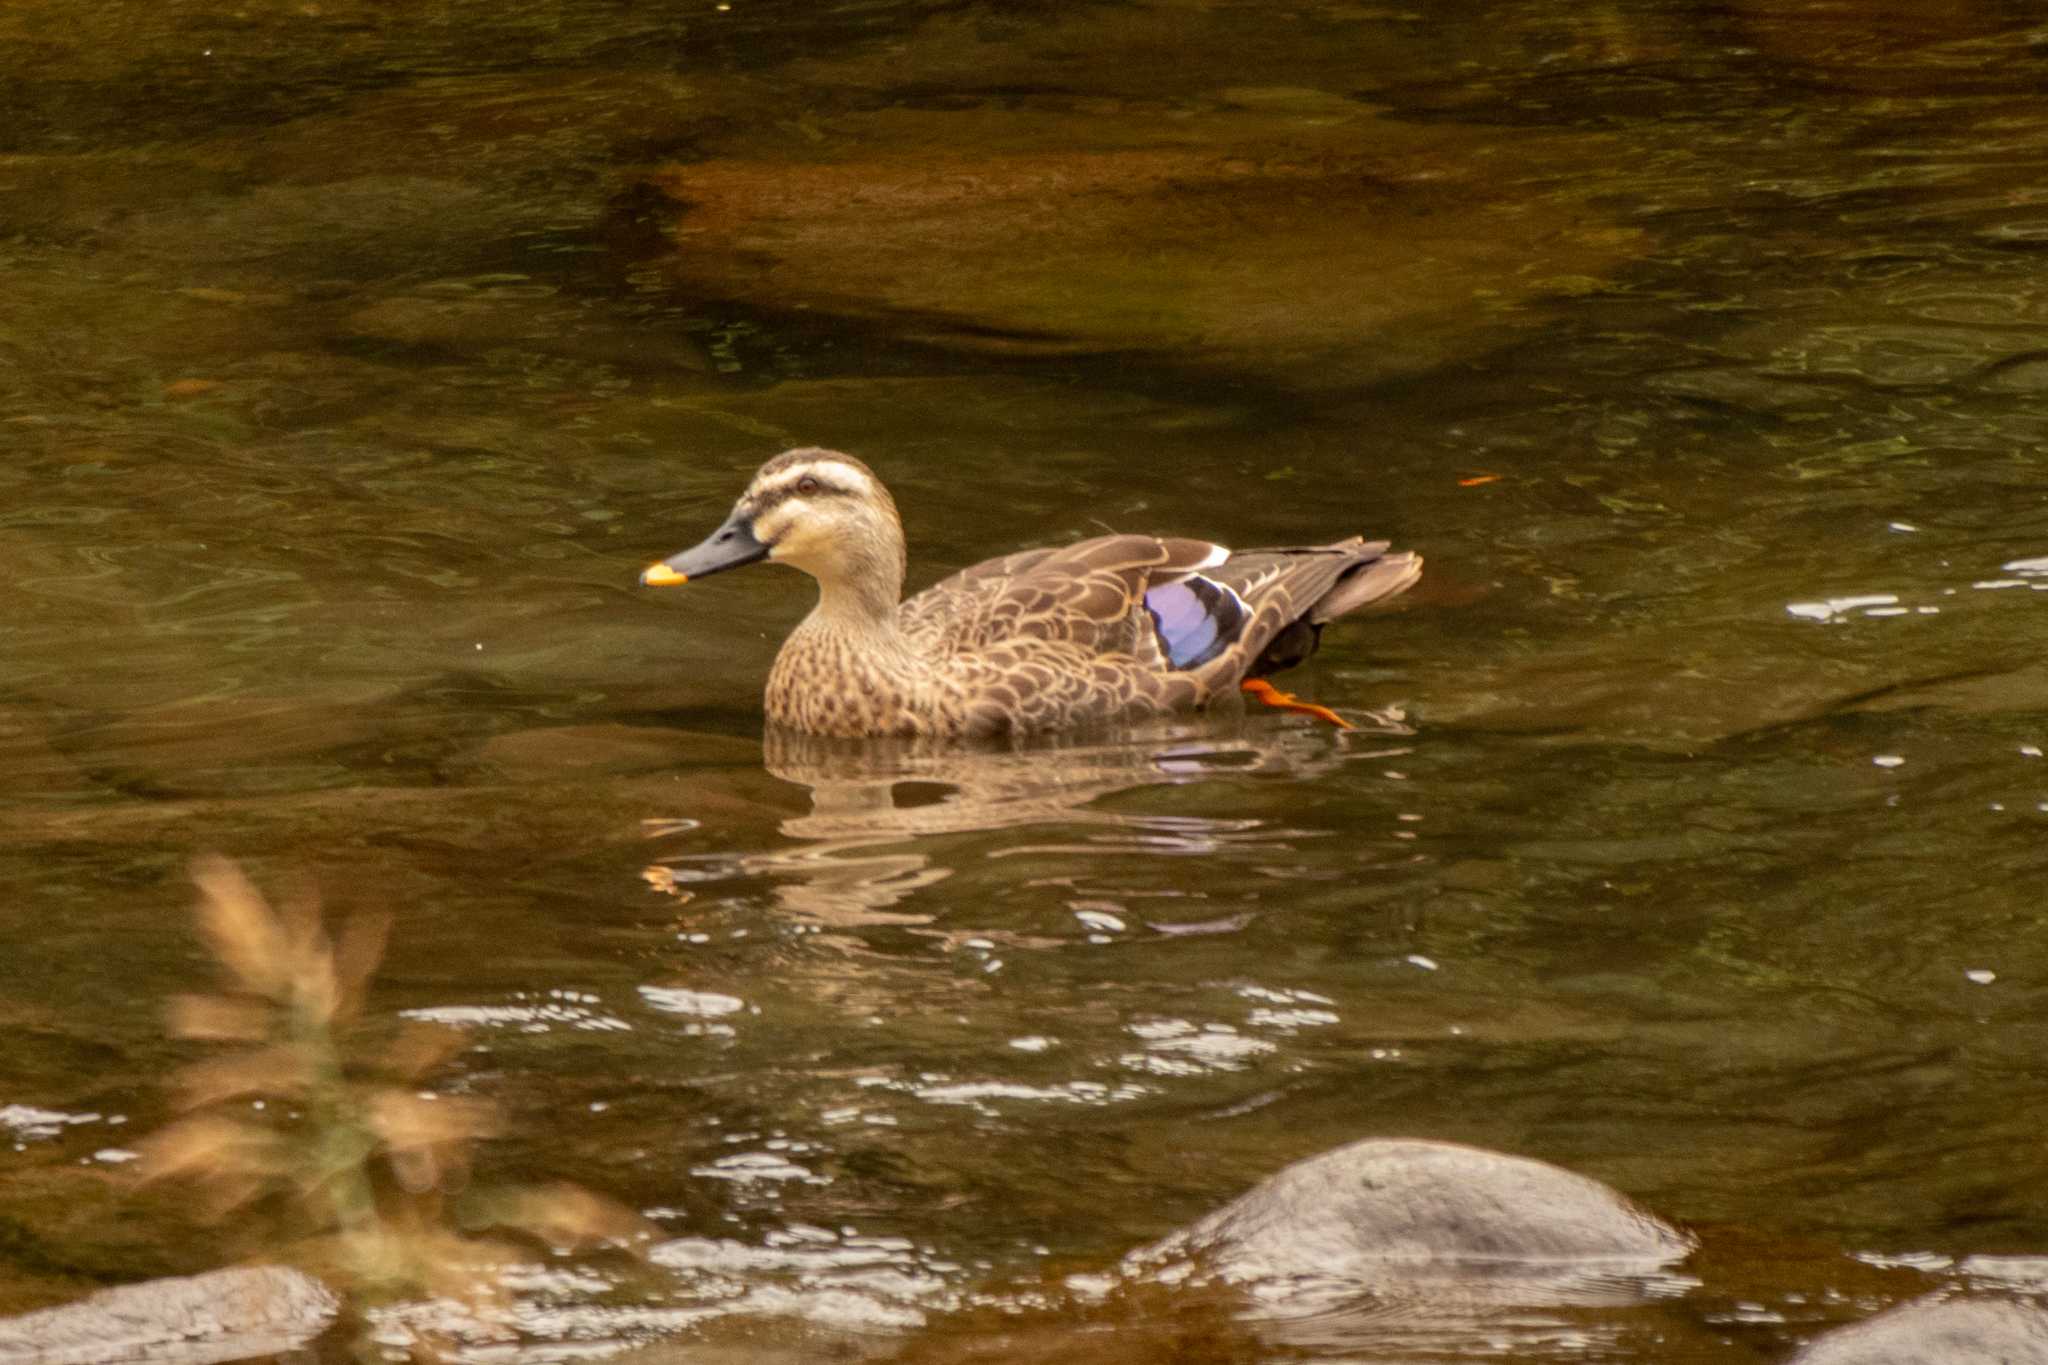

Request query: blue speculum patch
[{"left": 1143, "top": 574, "right": 1249, "bottom": 670}]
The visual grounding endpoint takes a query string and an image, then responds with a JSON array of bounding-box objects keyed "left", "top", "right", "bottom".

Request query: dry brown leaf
[
  {"left": 191, "top": 855, "right": 295, "bottom": 999},
  {"left": 332, "top": 908, "right": 392, "bottom": 1020},
  {"left": 274, "top": 871, "right": 339, "bottom": 1025},
  {"left": 482, "top": 1182, "right": 659, "bottom": 1252},
  {"left": 368, "top": 1092, "right": 496, "bottom": 1152},
  {"left": 176, "top": 1042, "right": 317, "bottom": 1109},
  {"left": 167, "top": 993, "right": 271, "bottom": 1042},
  {"left": 369, "top": 1091, "right": 494, "bottom": 1194},
  {"left": 137, "top": 1114, "right": 288, "bottom": 1186},
  {"left": 381, "top": 1021, "right": 468, "bottom": 1083}
]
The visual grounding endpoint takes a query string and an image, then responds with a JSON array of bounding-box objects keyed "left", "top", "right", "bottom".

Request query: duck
[{"left": 639, "top": 447, "right": 1421, "bottom": 738}]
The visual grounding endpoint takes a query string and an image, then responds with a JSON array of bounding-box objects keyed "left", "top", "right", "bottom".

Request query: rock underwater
[
  {"left": 1785, "top": 1294, "right": 2048, "bottom": 1365},
  {"left": 1125, "top": 1136, "right": 1696, "bottom": 1314},
  {"left": 0, "top": 1266, "right": 336, "bottom": 1365}
]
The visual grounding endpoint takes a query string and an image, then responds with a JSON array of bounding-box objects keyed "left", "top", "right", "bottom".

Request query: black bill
[{"left": 640, "top": 511, "right": 769, "bottom": 586}]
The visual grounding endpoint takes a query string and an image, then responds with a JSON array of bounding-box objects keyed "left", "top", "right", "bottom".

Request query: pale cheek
[{"left": 767, "top": 522, "right": 822, "bottom": 566}]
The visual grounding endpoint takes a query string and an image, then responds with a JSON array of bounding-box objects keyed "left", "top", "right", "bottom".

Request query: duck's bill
[{"left": 640, "top": 513, "right": 768, "bottom": 586}]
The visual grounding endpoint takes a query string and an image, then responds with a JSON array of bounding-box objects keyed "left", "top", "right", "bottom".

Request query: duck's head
[{"left": 641, "top": 448, "right": 907, "bottom": 603}]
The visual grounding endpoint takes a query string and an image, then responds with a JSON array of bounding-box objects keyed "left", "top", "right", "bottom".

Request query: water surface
[{"left": 4, "top": 2, "right": 2048, "bottom": 1360}]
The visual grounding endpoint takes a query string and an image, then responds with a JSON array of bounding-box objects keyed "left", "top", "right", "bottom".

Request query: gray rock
[
  {"left": 1127, "top": 1138, "right": 1694, "bottom": 1311},
  {"left": 1787, "top": 1295, "right": 2048, "bottom": 1364},
  {"left": 0, "top": 1266, "right": 337, "bottom": 1365}
]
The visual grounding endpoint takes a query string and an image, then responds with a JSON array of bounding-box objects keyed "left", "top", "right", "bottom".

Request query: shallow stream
[{"left": 4, "top": 2, "right": 2048, "bottom": 1360}]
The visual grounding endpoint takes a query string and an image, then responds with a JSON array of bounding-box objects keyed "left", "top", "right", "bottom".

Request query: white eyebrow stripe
[
  {"left": 763, "top": 460, "right": 874, "bottom": 500},
  {"left": 804, "top": 460, "right": 874, "bottom": 494}
]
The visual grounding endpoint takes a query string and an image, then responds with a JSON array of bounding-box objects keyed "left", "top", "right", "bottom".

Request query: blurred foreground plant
[{"left": 139, "top": 856, "right": 651, "bottom": 1317}]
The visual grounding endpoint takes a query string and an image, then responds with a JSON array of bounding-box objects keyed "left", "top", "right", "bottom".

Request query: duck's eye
[{"left": 796, "top": 475, "right": 820, "bottom": 496}]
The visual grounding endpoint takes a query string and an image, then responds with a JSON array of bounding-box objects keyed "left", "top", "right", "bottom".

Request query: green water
[{"left": 4, "top": 0, "right": 2048, "bottom": 1359}]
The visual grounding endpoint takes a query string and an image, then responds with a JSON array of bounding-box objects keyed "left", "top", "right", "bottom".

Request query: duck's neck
[
  {"left": 778, "top": 560, "right": 917, "bottom": 683},
  {"left": 767, "top": 565, "right": 919, "bottom": 734},
  {"left": 807, "top": 557, "right": 905, "bottom": 643}
]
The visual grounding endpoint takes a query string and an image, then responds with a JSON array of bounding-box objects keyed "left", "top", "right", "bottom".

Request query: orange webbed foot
[{"left": 1240, "top": 677, "right": 1352, "bottom": 730}]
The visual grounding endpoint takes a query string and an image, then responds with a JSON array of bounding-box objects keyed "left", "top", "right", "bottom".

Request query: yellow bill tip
[{"left": 640, "top": 563, "right": 688, "bottom": 587}]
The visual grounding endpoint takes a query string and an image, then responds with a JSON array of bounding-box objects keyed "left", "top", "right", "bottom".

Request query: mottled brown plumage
[{"left": 641, "top": 448, "right": 1421, "bottom": 738}]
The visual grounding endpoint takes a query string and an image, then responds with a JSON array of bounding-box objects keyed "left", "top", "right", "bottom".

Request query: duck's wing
[{"left": 900, "top": 534, "right": 1228, "bottom": 658}]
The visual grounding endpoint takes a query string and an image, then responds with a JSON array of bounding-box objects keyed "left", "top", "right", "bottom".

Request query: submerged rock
[
  {"left": 0, "top": 1266, "right": 336, "bottom": 1365},
  {"left": 641, "top": 105, "right": 1639, "bottom": 387},
  {"left": 1786, "top": 1294, "right": 2048, "bottom": 1364},
  {"left": 1127, "top": 1137, "right": 1695, "bottom": 1311}
]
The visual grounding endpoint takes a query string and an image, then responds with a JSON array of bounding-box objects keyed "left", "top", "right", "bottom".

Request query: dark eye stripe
[{"left": 750, "top": 476, "right": 846, "bottom": 516}]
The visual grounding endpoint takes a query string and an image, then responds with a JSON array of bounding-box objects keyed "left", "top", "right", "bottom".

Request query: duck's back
[{"left": 898, "top": 534, "right": 1225, "bottom": 665}]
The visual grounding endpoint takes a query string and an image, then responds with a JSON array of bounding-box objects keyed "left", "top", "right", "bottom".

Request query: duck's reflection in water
[{"left": 644, "top": 711, "right": 1412, "bottom": 927}]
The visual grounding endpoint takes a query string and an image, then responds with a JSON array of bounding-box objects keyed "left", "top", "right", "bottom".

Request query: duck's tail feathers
[{"left": 1308, "top": 544, "right": 1424, "bottom": 624}]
